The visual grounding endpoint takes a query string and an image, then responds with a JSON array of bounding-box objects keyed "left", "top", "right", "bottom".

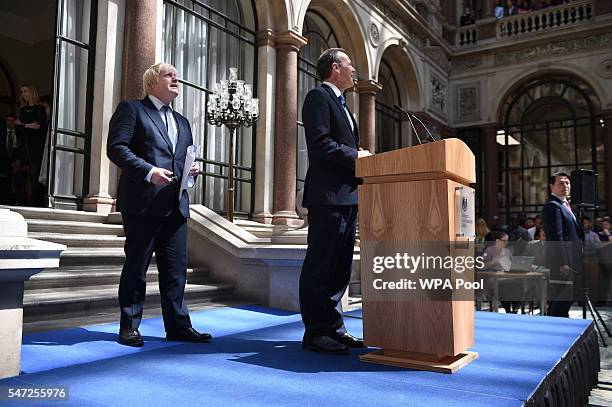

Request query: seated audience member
[
  {"left": 526, "top": 227, "right": 547, "bottom": 268},
  {"left": 595, "top": 217, "right": 603, "bottom": 233},
  {"left": 525, "top": 217, "right": 537, "bottom": 241},
  {"left": 484, "top": 232, "right": 522, "bottom": 313},
  {"left": 460, "top": 7, "right": 476, "bottom": 26},
  {"left": 598, "top": 219, "right": 611, "bottom": 242},
  {"left": 508, "top": 214, "right": 529, "bottom": 255},
  {"left": 476, "top": 218, "right": 495, "bottom": 242},
  {"left": 476, "top": 218, "right": 495, "bottom": 256},
  {"left": 494, "top": 0, "right": 506, "bottom": 18}
]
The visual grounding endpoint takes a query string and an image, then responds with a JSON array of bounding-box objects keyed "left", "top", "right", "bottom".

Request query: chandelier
[{"left": 206, "top": 67, "right": 259, "bottom": 221}]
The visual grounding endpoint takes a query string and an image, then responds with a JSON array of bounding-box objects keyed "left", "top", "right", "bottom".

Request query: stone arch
[
  {"left": 493, "top": 66, "right": 605, "bottom": 123},
  {"left": 253, "top": 0, "right": 290, "bottom": 31},
  {"left": 376, "top": 40, "right": 421, "bottom": 110},
  {"left": 295, "top": 0, "right": 369, "bottom": 81}
]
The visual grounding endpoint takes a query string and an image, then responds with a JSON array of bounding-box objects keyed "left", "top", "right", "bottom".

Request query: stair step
[
  {"left": 1, "top": 205, "right": 109, "bottom": 223},
  {"left": 59, "top": 248, "right": 128, "bottom": 266},
  {"left": 29, "top": 233, "right": 126, "bottom": 248},
  {"left": 26, "top": 267, "right": 210, "bottom": 289},
  {"left": 24, "top": 282, "right": 235, "bottom": 318},
  {"left": 27, "top": 219, "right": 124, "bottom": 236}
]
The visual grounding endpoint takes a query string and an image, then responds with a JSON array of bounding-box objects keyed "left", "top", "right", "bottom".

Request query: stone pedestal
[
  {"left": 0, "top": 209, "right": 65, "bottom": 379},
  {"left": 83, "top": 193, "right": 115, "bottom": 214}
]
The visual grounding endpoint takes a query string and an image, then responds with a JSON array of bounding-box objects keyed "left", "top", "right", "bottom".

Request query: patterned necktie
[
  {"left": 161, "top": 105, "right": 176, "bottom": 150},
  {"left": 337, "top": 94, "right": 354, "bottom": 133},
  {"left": 562, "top": 200, "right": 576, "bottom": 220}
]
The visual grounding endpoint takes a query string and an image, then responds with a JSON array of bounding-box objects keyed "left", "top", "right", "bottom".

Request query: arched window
[
  {"left": 163, "top": 0, "right": 257, "bottom": 217},
  {"left": 497, "top": 74, "right": 604, "bottom": 219},
  {"left": 296, "top": 11, "right": 339, "bottom": 201},
  {"left": 375, "top": 59, "right": 402, "bottom": 153}
]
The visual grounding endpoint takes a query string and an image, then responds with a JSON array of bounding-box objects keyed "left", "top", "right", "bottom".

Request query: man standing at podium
[{"left": 299, "top": 48, "right": 372, "bottom": 355}]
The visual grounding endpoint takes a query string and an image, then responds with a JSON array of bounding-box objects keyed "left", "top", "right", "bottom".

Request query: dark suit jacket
[
  {"left": 301, "top": 84, "right": 359, "bottom": 207},
  {"left": 0, "top": 126, "right": 12, "bottom": 175},
  {"left": 107, "top": 97, "right": 193, "bottom": 218},
  {"left": 542, "top": 195, "right": 583, "bottom": 275}
]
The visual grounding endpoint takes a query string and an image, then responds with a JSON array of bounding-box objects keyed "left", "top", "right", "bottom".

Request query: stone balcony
[
  {"left": 451, "top": 0, "right": 610, "bottom": 51},
  {"left": 498, "top": 0, "right": 594, "bottom": 39}
]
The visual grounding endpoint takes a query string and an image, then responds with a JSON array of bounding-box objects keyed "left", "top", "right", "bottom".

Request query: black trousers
[
  {"left": 119, "top": 208, "right": 191, "bottom": 332},
  {"left": 299, "top": 205, "right": 358, "bottom": 337}
]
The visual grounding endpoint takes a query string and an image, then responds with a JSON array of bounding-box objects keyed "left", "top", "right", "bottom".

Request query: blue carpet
[{"left": 0, "top": 307, "right": 592, "bottom": 406}]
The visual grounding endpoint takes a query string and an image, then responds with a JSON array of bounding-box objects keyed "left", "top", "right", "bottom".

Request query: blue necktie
[{"left": 338, "top": 95, "right": 347, "bottom": 109}]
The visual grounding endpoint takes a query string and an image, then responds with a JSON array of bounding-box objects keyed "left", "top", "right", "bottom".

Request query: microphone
[{"left": 393, "top": 105, "right": 439, "bottom": 144}]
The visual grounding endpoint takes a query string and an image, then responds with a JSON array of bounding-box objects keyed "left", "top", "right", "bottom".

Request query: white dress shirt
[
  {"left": 145, "top": 95, "right": 179, "bottom": 183},
  {"left": 323, "top": 81, "right": 354, "bottom": 132}
]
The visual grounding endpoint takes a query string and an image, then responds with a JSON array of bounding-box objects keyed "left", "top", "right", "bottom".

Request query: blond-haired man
[{"left": 107, "top": 62, "right": 210, "bottom": 346}]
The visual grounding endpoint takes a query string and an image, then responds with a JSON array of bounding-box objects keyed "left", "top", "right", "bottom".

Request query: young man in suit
[
  {"left": 299, "top": 48, "right": 372, "bottom": 355},
  {"left": 541, "top": 172, "right": 583, "bottom": 317},
  {"left": 107, "top": 62, "right": 210, "bottom": 346}
]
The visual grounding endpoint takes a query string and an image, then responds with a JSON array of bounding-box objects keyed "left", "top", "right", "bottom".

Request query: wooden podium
[{"left": 356, "top": 138, "right": 477, "bottom": 373}]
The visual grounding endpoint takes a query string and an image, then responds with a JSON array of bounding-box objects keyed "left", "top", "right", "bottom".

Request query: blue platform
[{"left": 0, "top": 306, "right": 597, "bottom": 406}]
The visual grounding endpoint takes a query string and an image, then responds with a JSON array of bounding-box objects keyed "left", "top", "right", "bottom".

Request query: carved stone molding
[
  {"left": 256, "top": 29, "right": 275, "bottom": 47},
  {"left": 367, "top": 0, "right": 416, "bottom": 41},
  {"left": 430, "top": 74, "right": 447, "bottom": 116},
  {"left": 454, "top": 82, "right": 480, "bottom": 123},
  {"left": 369, "top": 23, "right": 380, "bottom": 47},
  {"left": 452, "top": 56, "right": 483, "bottom": 71},
  {"left": 274, "top": 30, "right": 307, "bottom": 51},
  {"left": 355, "top": 79, "right": 383, "bottom": 95},
  {"left": 495, "top": 32, "right": 612, "bottom": 66},
  {"left": 425, "top": 45, "right": 450, "bottom": 72},
  {"left": 597, "top": 58, "right": 612, "bottom": 79}
]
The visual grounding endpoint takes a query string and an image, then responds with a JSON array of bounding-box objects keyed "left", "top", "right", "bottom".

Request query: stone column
[
  {"left": 88, "top": 0, "right": 155, "bottom": 213},
  {"left": 482, "top": 124, "right": 499, "bottom": 222},
  {"left": 84, "top": 0, "right": 125, "bottom": 214},
  {"left": 483, "top": 0, "right": 495, "bottom": 17},
  {"left": 355, "top": 80, "right": 382, "bottom": 153},
  {"left": 602, "top": 110, "right": 612, "bottom": 213},
  {"left": 121, "top": 0, "right": 157, "bottom": 101},
  {"left": 251, "top": 30, "right": 277, "bottom": 224},
  {"left": 271, "top": 31, "right": 307, "bottom": 226}
]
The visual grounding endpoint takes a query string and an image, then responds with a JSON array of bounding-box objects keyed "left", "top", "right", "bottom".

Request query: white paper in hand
[{"left": 179, "top": 144, "right": 198, "bottom": 199}]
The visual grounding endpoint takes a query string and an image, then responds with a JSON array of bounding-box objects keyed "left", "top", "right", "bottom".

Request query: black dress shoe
[
  {"left": 302, "top": 335, "right": 349, "bottom": 355},
  {"left": 166, "top": 327, "right": 212, "bottom": 343},
  {"left": 118, "top": 328, "right": 143, "bottom": 347},
  {"left": 329, "top": 331, "right": 365, "bottom": 348}
]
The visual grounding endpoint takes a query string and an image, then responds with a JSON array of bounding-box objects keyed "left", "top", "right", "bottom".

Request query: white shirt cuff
[{"left": 145, "top": 167, "right": 155, "bottom": 183}]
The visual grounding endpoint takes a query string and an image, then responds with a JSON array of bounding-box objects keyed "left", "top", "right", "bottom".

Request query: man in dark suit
[
  {"left": 0, "top": 115, "right": 18, "bottom": 204},
  {"left": 542, "top": 172, "right": 583, "bottom": 317},
  {"left": 300, "top": 48, "right": 372, "bottom": 355},
  {"left": 107, "top": 62, "right": 210, "bottom": 346}
]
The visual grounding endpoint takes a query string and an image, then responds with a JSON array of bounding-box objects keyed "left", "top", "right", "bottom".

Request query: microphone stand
[{"left": 394, "top": 105, "right": 438, "bottom": 144}]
